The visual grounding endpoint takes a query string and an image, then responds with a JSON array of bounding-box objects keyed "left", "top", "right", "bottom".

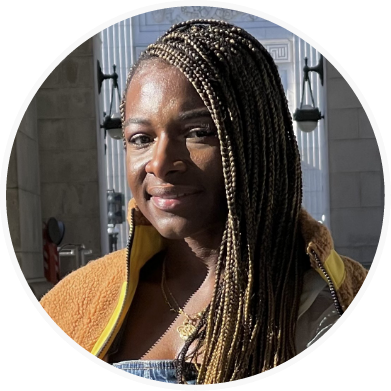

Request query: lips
[
  {"left": 152, "top": 193, "right": 187, "bottom": 199},
  {"left": 147, "top": 185, "right": 202, "bottom": 211}
]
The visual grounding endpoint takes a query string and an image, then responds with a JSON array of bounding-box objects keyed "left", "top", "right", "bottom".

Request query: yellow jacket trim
[
  {"left": 316, "top": 249, "right": 346, "bottom": 290},
  {"left": 91, "top": 225, "right": 165, "bottom": 358},
  {"left": 91, "top": 281, "right": 128, "bottom": 356}
]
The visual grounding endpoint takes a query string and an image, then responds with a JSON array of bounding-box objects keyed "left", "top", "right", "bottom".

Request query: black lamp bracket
[
  {"left": 97, "top": 60, "right": 120, "bottom": 95},
  {"left": 303, "top": 54, "right": 324, "bottom": 86},
  {"left": 97, "top": 60, "right": 122, "bottom": 140},
  {"left": 97, "top": 60, "right": 121, "bottom": 117},
  {"left": 299, "top": 54, "right": 324, "bottom": 110}
]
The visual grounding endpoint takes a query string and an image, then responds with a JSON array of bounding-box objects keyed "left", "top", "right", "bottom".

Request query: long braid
[{"left": 120, "top": 19, "right": 305, "bottom": 384}]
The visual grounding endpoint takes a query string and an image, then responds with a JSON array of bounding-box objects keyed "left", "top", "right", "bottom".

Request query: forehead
[
  {"left": 133, "top": 58, "right": 178, "bottom": 78},
  {"left": 129, "top": 58, "right": 191, "bottom": 88},
  {"left": 125, "top": 60, "right": 206, "bottom": 116}
]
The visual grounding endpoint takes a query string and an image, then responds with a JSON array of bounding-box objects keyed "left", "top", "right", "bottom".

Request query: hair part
[{"left": 120, "top": 19, "right": 305, "bottom": 384}]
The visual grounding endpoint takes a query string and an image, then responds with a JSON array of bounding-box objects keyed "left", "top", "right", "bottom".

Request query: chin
[
  {"left": 136, "top": 199, "right": 227, "bottom": 240},
  {"left": 157, "top": 219, "right": 226, "bottom": 244},
  {"left": 151, "top": 215, "right": 201, "bottom": 240}
]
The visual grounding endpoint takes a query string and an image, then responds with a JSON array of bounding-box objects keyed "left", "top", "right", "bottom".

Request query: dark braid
[{"left": 120, "top": 19, "right": 306, "bottom": 384}]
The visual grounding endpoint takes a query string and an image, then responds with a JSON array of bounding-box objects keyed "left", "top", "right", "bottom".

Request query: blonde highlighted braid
[{"left": 120, "top": 19, "right": 306, "bottom": 384}]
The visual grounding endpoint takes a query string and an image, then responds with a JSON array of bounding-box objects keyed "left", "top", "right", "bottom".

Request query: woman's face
[{"left": 124, "top": 60, "right": 226, "bottom": 240}]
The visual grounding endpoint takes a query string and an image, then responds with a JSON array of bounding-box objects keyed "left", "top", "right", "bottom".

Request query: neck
[
  {"left": 164, "top": 223, "right": 224, "bottom": 283},
  {"left": 154, "top": 224, "right": 225, "bottom": 317}
]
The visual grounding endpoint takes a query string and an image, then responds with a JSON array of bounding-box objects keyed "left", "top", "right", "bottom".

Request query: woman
[{"left": 41, "top": 19, "right": 367, "bottom": 384}]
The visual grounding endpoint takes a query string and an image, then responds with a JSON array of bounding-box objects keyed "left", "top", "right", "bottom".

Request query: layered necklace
[{"left": 161, "top": 258, "right": 206, "bottom": 341}]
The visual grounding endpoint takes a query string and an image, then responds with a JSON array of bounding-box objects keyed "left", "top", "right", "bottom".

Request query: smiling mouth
[{"left": 146, "top": 187, "right": 202, "bottom": 211}]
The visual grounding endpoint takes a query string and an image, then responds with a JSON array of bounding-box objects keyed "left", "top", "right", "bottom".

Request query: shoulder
[
  {"left": 298, "top": 209, "right": 368, "bottom": 311},
  {"left": 41, "top": 248, "right": 127, "bottom": 306},
  {"left": 40, "top": 249, "right": 127, "bottom": 345},
  {"left": 337, "top": 254, "right": 368, "bottom": 310}
]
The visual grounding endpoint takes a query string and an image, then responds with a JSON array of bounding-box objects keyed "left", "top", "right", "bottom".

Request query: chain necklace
[{"left": 161, "top": 258, "right": 205, "bottom": 341}]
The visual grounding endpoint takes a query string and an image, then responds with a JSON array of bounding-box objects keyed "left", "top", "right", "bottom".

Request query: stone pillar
[
  {"left": 326, "top": 60, "right": 384, "bottom": 268},
  {"left": 37, "top": 38, "right": 102, "bottom": 266},
  {"left": 6, "top": 97, "right": 52, "bottom": 298}
]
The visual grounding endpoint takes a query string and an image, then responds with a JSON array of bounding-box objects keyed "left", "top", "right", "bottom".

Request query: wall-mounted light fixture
[
  {"left": 293, "top": 55, "right": 324, "bottom": 132},
  {"left": 97, "top": 60, "right": 122, "bottom": 140}
]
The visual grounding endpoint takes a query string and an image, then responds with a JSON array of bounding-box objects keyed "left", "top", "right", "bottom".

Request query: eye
[
  {"left": 186, "top": 127, "right": 217, "bottom": 140},
  {"left": 128, "top": 134, "right": 154, "bottom": 146}
]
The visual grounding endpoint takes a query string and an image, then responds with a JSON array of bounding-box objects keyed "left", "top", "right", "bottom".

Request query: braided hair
[{"left": 120, "top": 19, "right": 305, "bottom": 384}]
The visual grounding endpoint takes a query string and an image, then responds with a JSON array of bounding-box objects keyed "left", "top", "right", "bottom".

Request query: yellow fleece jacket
[{"left": 40, "top": 201, "right": 368, "bottom": 360}]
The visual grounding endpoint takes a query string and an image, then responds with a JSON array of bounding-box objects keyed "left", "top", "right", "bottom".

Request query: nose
[{"left": 145, "top": 134, "right": 187, "bottom": 178}]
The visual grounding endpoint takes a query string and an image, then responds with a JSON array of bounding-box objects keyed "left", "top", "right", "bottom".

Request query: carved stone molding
[
  {"left": 135, "top": 40, "right": 291, "bottom": 66},
  {"left": 260, "top": 40, "right": 291, "bottom": 63},
  {"left": 150, "top": 7, "right": 259, "bottom": 25}
]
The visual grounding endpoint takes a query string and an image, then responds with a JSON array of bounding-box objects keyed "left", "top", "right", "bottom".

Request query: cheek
[
  {"left": 190, "top": 146, "right": 219, "bottom": 165},
  {"left": 191, "top": 147, "right": 224, "bottom": 186},
  {"left": 126, "top": 151, "right": 147, "bottom": 194}
]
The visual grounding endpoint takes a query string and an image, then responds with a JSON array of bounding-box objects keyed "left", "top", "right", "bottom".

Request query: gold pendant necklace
[
  {"left": 161, "top": 258, "right": 205, "bottom": 341},
  {"left": 176, "top": 309, "right": 204, "bottom": 341}
]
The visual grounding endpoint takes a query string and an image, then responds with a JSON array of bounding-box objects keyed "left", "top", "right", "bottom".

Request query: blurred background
[{"left": 6, "top": 6, "right": 383, "bottom": 299}]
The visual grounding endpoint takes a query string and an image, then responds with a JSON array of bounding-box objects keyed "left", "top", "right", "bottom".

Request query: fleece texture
[
  {"left": 299, "top": 208, "right": 368, "bottom": 310},
  {"left": 40, "top": 201, "right": 368, "bottom": 356}
]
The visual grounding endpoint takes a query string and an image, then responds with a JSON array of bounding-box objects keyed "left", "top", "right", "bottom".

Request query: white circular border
[{"left": 1, "top": 0, "right": 391, "bottom": 390}]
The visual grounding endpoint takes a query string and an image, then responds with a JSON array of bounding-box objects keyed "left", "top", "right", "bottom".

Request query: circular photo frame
[{"left": 1, "top": 1, "right": 391, "bottom": 390}]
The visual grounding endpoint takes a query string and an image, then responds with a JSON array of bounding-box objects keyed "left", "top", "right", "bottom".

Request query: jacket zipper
[
  {"left": 310, "top": 249, "right": 344, "bottom": 317},
  {"left": 95, "top": 208, "right": 135, "bottom": 358}
]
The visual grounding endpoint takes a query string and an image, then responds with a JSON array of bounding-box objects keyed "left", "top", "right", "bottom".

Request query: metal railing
[{"left": 58, "top": 244, "right": 92, "bottom": 279}]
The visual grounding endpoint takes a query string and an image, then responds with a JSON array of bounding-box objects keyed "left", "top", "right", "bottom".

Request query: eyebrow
[
  {"left": 178, "top": 108, "right": 211, "bottom": 120},
  {"left": 123, "top": 117, "right": 150, "bottom": 128}
]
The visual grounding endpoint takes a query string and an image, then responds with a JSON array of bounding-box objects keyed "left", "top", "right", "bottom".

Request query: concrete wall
[
  {"left": 37, "top": 38, "right": 101, "bottom": 264},
  {"left": 6, "top": 97, "right": 51, "bottom": 297},
  {"left": 326, "top": 60, "right": 384, "bottom": 268},
  {"left": 7, "top": 38, "right": 102, "bottom": 299}
]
